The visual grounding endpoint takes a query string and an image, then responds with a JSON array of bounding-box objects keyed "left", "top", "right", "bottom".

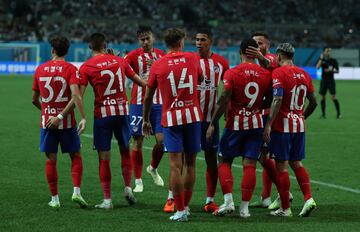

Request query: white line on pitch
[{"left": 81, "top": 133, "right": 360, "bottom": 194}]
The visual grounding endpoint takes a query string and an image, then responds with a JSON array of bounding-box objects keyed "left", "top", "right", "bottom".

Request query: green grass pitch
[{"left": 1, "top": 75, "right": 360, "bottom": 231}]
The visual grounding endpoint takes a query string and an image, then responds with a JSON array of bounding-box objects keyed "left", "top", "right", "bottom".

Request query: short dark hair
[
  {"left": 196, "top": 27, "right": 213, "bottom": 39},
  {"left": 323, "top": 46, "right": 331, "bottom": 51},
  {"left": 164, "top": 28, "right": 185, "bottom": 48},
  {"left": 50, "top": 36, "right": 70, "bottom": 57},
  {"left": 240, "top": 38, "right": 259, "bottom": 54},
  {"left": 89, "top": 33, "right": 106, "bottom": 51},
  {"left": 276, "top": 43, "right": 295, "bottom": 59},
  {"left": 251, "top": 31, "right": 269, "bottom": 40},
  {"left": 137, "top": 25, "right": 152, "bottom": 37}
]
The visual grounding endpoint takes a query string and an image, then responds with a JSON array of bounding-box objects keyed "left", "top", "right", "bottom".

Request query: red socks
[
  {"left": 261, "top": 159, "right": 277, "bottom": 199},
  {"left": 206, "top": 167, "right": 218, "bottom": 198},
  {"left": 150, "top": 145, "right": 164, "bottom": 169},
  {"left": 241, "top": 166, "right": 256, "bottom": 201},
  {"left": 218, "top": 163, "right": 233, "bottom": 194},
  {"left": 71, "top": 155, "right": 83, "bottom": 187},
  {"left": 277, "top": 171, "right": 290, "bottom": 209},
  {"left": 174, "top": 192, "right": 185, "bottom": 211},
  {"left": 121, "top": 148, "right": 132, "bottom": 187},
  {"left": 131, "top": 149, "right": 143, "bottom": 179},
  {"left": 184, "top": 190, "right": 193, "bottom": 207},
  {"left": 294, "top": 166, "right": 312, "bottom": 201},
  {"left": 45, "top": 160, "right": 58, "bottom": 196},
  {"left": 99, "top": 159, "right": 111, "bottom": 199}
]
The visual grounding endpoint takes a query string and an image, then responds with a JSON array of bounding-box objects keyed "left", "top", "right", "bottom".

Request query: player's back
[
  {"left": 223, "top": 62, "right": 271, "bottom": 130},
  {"left": 126, "top": 48, "right": 166, "bottom": 105},
  {"left": 33, "top": 60, "right": 78, "bottom": 128},
  {"left": 80, "top": 54, "right": 133, "bottom": 118},
  {"left": 272, "top": 65, "right": 314, "bottom": 133},
  {"left": 149, "top": 52, "right": 203, "bottom": 127}
]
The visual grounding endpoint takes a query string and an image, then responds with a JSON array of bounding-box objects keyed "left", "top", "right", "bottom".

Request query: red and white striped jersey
[
  {"left": 271, "top": 65, "right": 314, "bottom": 133},
  {"left": 79, "top": 54, "right": 135, "bottom": 119},
  {"left": 223, "top": 62, "right": 272, "bottom": 130},
  {"left": 148, "top": 52, "right": 203, "bottom": 127},
  {"left": 197, "top": 53, "right": 229, "bottom": 122},
  {"left": 32, "top": 60, "right": 79, "bottom": 129},
  {"left": 126, "top": 48, "right": 166, "bottom": 105}
]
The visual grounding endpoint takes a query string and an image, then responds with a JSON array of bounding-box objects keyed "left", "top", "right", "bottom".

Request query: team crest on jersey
[
  {"left": 132, "top": 125, "right": 139, "bottom": 132},
  {"left": 214, "top": 65, "right": 220, "bottom": 73}
]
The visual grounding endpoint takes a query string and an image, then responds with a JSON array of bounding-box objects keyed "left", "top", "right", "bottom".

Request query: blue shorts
[
  {"left": 163, "top": 122, "right": 201, "bottom": 153},
  {"left": 219, "top": 128, "right": 263, "bottom": 161},
  {"left": 40, "top": 127, "right": 80, "bottom": 154},
  {"left": 201, "top": 121, "right": 219, "bottom": 152},
  {"left": 269, "top": 131, "right": 305, "bottom": 161},
  {"left": 129, "top": 104, "right": 162, "bottom": 137},
  {"left": 93, "top": 116, "right": 131, "bottom": 151}
]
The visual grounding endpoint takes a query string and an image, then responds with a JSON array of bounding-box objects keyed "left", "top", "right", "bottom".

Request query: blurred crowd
[{"left": 1, "top": 0, "right": 360, "bottom": 48}]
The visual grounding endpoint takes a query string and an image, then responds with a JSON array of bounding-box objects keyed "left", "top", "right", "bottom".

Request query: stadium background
[{"left": 1, "top": 0, "right": 360, "bottom": 231}]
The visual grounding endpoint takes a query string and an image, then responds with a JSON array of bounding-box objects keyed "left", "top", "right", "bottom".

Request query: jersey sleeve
[
  {"left": 68, "top": 65, "right": 81, "bottom": 86},
  {"left": 223, "top": 70, "right": 234, "bottom": 91},
  {"left": 124, "top": 52, "right": 134, "bottom": 67},
  {"left": 306, "top": 72, "right": 315, "bottom": 94},
  {"left": 222, "top": 57, "right": 230, "bottom": 73},
  {"left": 78, "top": 65, "right": 89, "bottom": 86},
  {"left": 124, "top": 60, "right": 136, "bottom": 78},
  {"left": 271, "top": 69, "right": 284, "bottom": 96},
  {"left": 148, "top": 63, "right": 158, "bottom": 89},
  {"left": 334, "top": 59, "right": 339, "bottom": 72}
]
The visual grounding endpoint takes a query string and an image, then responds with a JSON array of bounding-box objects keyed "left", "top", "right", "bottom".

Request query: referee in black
[{"left": 316, "top": 47, "right": 341, "bottom": 119}]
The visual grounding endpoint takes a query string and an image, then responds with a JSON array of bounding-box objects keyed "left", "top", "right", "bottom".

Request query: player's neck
[
  {"left": 241, "top": 57, "right": 256, "bottom": 64},
  {"left": 142, "top": 47, "right": 153, "bottom": 53},
  {"left": 93, "top": 50, "right": 105, "bottom": 56},
  {"left": 199, "top": 50, "right": 212, "bottom": 59},
  {"left": 51, "top": 56, "right": 65, "bottom": 61},
  {"left": 168, "top": 48, "right": 182, "bottom": 54},
  {"left": 281, "top": 60, "right": 294, "bottom": 66}
]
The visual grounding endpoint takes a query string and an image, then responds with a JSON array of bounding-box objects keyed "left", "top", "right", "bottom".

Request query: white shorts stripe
[
  {"left": 234, "top": 116, "right": 240, "bottom": 130},
  {"left": 167, "top": 111, "right": 173, "bottom": 127},
  {"left": 176, "top": 110, "right": 183, "bottom": 125},
  {"left": 185, "top": 108, "right": 192, "bottom": 124},
  {"left": 283, "top": 118, "right": 289, "bottom": 133}
]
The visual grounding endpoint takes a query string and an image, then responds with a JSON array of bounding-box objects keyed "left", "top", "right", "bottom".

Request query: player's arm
[
  {"left": 206, "top": 87, "right": 231, "bottom": 142},
  {"left": 246, "top": 46, "right": 270, "bottom": 69},
  {"left": 32, "top": 91, "right": 41, "bottom": 110},
  {"left": 316, "top": 53, "right": 324, "bottom": 69},
  {"left": 142, "top": 86, "right": 156, "bottom": 137},
  {"left": 263, "top": 93, "right": 282, "bottom": 143},
  {"left": 129, "top": 73, "right": 147, "bottom": 87},
  {"left": 304, "top": 92, "right": 317, "bottom": 119},
  {"left": 70, "top": 84, "right": 86, "bottom": 134}
]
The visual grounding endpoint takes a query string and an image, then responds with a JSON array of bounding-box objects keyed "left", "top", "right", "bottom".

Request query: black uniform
[{"left": 319, "top": 58, "right": 339, "bottom": 95}]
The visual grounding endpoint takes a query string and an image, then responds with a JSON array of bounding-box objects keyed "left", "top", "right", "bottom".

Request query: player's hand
[
  {"left": 246, "top": 46, "right": 263, "bottom": 59},
  {"left": 142, "top": 121, "right": 153, "bottom": 138},
  {"left": 46, "top": 116, "right": 60, "bottom": 129},
  {"left": 77, "top": 118, "right": 86, "bottom": 135},
  {"left": 206, "top": 124, "right": 215, "bottom": 143},
  {"left": 263, "top": 125, "right": 271, "bottom": 144},
  {"left": 324, "top": 68, "right": 332, "bottom": 73}
]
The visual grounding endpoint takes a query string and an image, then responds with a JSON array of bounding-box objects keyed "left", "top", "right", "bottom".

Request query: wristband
[{"left": 57, "top": 114, "right": 64, "bottom": 120}]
